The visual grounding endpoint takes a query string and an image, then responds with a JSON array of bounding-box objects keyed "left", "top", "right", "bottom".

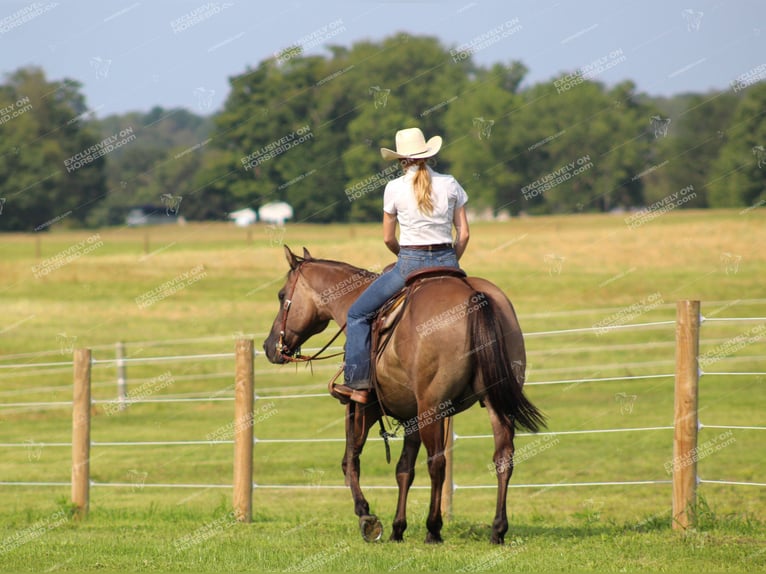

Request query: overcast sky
[{"left": 0, "top": 0, "right": 763, "bottom": 117}]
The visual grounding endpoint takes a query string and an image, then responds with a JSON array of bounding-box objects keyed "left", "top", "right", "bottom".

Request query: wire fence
[{"left": 1, "top": 304, "right": 764, "bottom": 503}]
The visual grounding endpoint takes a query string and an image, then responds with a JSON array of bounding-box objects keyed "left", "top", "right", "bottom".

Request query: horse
[{"left": 263, "top": 246, "right": 545, "bottom": 544}]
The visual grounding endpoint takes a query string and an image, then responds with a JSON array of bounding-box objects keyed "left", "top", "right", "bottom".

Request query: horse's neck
[{"left": 308, "top": 262, "right": 374, "bottom": 326}]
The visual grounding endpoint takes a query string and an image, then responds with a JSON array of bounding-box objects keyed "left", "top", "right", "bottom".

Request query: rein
[{"left": 276, "top": 264, "right": 347, "bottom": 364}]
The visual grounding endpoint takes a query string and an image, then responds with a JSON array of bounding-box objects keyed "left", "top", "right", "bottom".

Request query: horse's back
[{"left": 376, "top": 274, "right": 524, "bottom": 419}]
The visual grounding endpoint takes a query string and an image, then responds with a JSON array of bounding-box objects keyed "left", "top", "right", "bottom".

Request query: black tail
[{"left": 468, "top": 291, "right": 546, "bottom": 433}]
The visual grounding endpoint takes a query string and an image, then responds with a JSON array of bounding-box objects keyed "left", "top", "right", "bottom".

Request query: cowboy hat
[{"left": 380, "top": 127, "right": 443, "bottom": 161}]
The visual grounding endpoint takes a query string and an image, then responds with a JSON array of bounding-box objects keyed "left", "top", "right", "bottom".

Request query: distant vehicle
[{"left": 126, "top": 205, "right": 183, "bottom": 227}]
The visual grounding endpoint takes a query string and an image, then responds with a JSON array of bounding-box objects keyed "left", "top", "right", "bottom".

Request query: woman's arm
[
  {"left": 452, "top": 205, "right": 470, "bottom": 260},
  {"left": 383, "top": 211, "right": 400, "bottom": 255}
]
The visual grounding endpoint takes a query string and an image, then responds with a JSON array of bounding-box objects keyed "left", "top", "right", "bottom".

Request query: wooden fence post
[
  {"left": 441, "top": 417, "right": 454, "bottom": 520},
  {"left": 672, "top": 300, "right": 700, "bottom": 530},
  {"left": 233, "top": 339, "right": 254, "bottom": 523},
  {"left": 116, "top": 341, "right": 127, "bottom": 410},
  {"left": 72, "top": 348, "right": 92, "bottom": 519}
]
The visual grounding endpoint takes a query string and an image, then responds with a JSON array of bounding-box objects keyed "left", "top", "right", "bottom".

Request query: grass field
[{"left": 1, "top": 210, "right": 765, "bottom": 572}]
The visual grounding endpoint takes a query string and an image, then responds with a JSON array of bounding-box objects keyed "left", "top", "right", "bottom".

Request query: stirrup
[{"left": 327, "top": 365, "right": 349, "bottom": 403}]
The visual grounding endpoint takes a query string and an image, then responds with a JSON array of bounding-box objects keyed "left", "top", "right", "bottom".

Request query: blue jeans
[{"left": 344, "top": 248, "right": 460, "bottom": 388}]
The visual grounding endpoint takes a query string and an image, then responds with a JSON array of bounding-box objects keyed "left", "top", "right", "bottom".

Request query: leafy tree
[
  {"left": 643, "top": 90, "right": 739, "bottom": 207},
  {"left": 0, "top": 67, "right": 106, "bottom": 231},
  {"left": 442, "top": 63, "right": 527, "bottom": 213},
  {"left": 2, "top": 38, "right": 760, "bottom": 230},
  {"left": 444, "top": 75, "right": 654, "bottom": 215},
  {"left": 708, "top": 83, "right": 766, "bottom": 207},
  {"left": 342, "top": 34, "right": 470, "bottom": 220},
  {"left": 203, "top": 55, "right": 345, "bottom": 222},
  {"left": 205, "top": 34, "right": 471, "bottom": 222},
  {"left": 86, "top": 107, "right": 212, "bottom": 226}
]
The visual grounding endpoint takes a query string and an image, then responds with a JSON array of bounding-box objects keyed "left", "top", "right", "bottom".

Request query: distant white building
[
  {"left": 228, "top": 208, "right": 257, "bottom": 227},
  {"left": 258, "top": 201, "right": 293, "bottom": 226}
]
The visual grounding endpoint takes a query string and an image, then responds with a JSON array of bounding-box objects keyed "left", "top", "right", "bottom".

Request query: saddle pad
[{"left": 405, "top": 266, "right": 466, "bottom": 286}]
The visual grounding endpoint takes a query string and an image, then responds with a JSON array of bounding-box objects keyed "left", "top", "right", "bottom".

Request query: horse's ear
[
  {"left": 302, "top": 247, "right": 313, "bottom": 260},
  {"left": 284, "top": 245, "right": 300, "bottom": 270}
]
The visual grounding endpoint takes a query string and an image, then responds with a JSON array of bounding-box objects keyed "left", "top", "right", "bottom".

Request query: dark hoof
[
  {"left": 359, "top": 515, "right": 383, "bottom": 542},
  {"left": 389, "top": 533, "right": 404, "bottom": 543},
  {"left": 424, "top": 532, "right": 443, "bottom": 544},
  {"left": 490, "top": 534, "right": 504, "bottom": 545}
]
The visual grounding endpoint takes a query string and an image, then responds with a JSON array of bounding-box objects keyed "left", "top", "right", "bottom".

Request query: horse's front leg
[
  {"left": 390, "top": 428, "right": 421, "bottom": 542},
  {"left": 342, "top": 402, "right": 383, "bottom": 542}
]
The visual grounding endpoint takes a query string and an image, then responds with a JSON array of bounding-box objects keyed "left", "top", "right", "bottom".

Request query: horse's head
[{"left": 263, "top": 246, "right": 331, "bottom": 364}]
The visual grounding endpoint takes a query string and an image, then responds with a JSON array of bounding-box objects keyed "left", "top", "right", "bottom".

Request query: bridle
[{"left": 275, "top": 263, "right": 347, "bottom": 364}]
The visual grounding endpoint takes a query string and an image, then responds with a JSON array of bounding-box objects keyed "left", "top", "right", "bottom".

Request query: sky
[{"left": 0, "top": 0, "right": 763, "bottom": 117}]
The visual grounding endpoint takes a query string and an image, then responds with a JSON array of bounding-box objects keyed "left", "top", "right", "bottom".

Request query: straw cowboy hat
[{"left": 380, "top": 127, "right": 443, "bottom": 161}]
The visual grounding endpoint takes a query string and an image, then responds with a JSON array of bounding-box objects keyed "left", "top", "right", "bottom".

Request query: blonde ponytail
[{"left": 406, "top": 159, "right": 434, "bottom": 215}]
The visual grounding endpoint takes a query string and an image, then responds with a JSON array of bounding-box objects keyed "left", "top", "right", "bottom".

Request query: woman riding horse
[
  {"left": 333, "top": 127, "right": 471, "bottom": 404},
  {"left": 263, "top": 127, "right": 544, "bottom": 544}
]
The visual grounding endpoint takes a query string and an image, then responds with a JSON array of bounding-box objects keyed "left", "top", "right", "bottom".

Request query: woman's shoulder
[
  {"left": 430, "top": 169, "right": 457, "bottom": 182},
  {"left": 431, "top": 170, "right": 464, "bottom": 190},
  {"left": 384, "top": 173, "right": 408, "bottom": 191}
]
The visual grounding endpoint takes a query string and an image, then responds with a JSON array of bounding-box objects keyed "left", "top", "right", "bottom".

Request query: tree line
[{"left": 0, "top": 33, "right": 763, "bottom": 231}]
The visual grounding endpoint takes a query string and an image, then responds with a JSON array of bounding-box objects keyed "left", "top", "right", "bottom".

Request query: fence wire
[{"left": 1, "top": 308, "right": 763, "bottom": 497}]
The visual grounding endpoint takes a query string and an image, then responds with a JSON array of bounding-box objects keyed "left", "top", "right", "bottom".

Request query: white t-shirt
[{"left": 383, "top": 165, "right": 468, "bottom": 246}]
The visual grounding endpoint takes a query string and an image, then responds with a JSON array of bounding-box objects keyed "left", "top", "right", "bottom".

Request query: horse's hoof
[
  {"left": 424, "top": 532, "right": 443, "bottom": 544},
  {"left": 359, "top": 514, "right": 383, "bottom": 542},
  {"left": 490, "top": 534, "right": 504, "bottom": 545}
]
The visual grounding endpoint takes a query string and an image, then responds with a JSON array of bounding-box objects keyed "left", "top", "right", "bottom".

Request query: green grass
[
  {"left": 1, "top": 210, "right": 764, "bottom": 572},
  {"left": 0, "top": 495, "right": 763, "bottom": 572}
]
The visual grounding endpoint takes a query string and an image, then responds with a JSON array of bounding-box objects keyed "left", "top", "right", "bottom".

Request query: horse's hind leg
[
  {"left": 419, "top": 416, "right": 447, "bottom": 544},
  {"left": 390, "top": 429, "right": 421, "bottom": 542},
  {"left": 485, "top": 404, "right": 515, "bottom": 544}
]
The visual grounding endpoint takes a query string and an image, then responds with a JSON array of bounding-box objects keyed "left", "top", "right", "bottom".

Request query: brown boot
[
  {"left": 328, "top": 364, "right": 370, "bottom": 404},
  {"left": 330, "top": 384, "right": 370, "bottom": 404}
]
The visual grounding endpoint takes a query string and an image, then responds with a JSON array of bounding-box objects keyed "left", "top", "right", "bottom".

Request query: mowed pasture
[{"left": 0, "top": 210, "right": 764, "bottom": 572}]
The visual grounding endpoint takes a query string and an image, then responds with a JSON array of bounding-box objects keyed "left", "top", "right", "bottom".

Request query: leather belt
[{"left": 400, "top": 243, "right": 453, "bottom": 252}]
